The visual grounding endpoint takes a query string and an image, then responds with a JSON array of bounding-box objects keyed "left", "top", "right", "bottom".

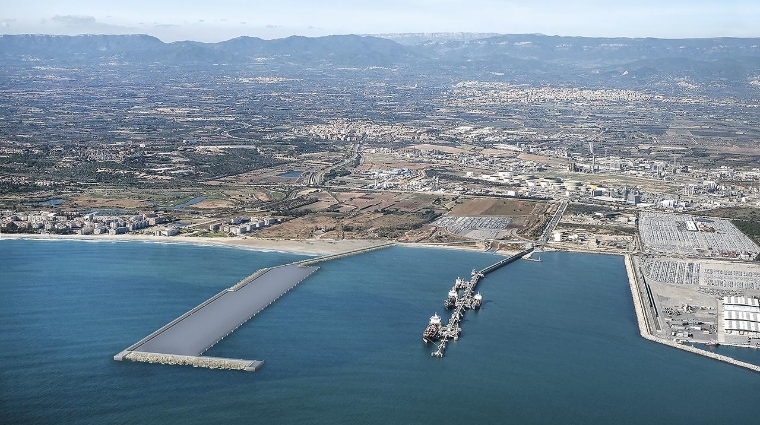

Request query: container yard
[{"left": 638, "top": 212, "right": 759, "bottom": 259}]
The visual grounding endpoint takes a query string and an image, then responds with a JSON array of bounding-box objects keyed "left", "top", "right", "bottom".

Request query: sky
[{"left": 1, "top": 0, "right": 759, "bottom": 42}]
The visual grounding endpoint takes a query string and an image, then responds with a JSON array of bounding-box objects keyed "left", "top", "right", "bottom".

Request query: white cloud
[{"left": 49, "top": 15, "right": 98, "bottom": 26}]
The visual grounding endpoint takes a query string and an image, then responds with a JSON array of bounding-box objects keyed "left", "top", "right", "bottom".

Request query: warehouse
[{"left": 722, "top": 296, "right": 760, "bottom": 337}]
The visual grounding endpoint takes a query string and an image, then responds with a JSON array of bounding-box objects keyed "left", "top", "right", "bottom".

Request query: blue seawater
[{"left": 1, "top": 240, "right": 758, "bottom": 425}]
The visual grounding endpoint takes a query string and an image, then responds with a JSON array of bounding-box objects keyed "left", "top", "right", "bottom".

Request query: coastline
[
  {"left": 5, "top": 233, "right": 758, "bottom": 372},
  {"left": 0, "top": 233, "right": 510, "bottom": 256},
  {"left": 0, "top": 233, "right": 377, "bottom": 256}
]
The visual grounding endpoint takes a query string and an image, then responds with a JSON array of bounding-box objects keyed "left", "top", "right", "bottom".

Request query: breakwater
[
  {"left": 116, "top": 242, "right": 396, "bottom": 372},
  {"left": 625, "top": 254, "right": 760, "bottom": 374},
  {"left": 117, "top": 264, "right": 318, "bottom": 371},
  {"left": 124, "top": 352, "right": 263, "bottom": 371}
]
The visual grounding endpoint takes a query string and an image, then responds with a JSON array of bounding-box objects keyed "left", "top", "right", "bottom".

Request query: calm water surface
[{"left": 1, "top": 240, "right": 758, "bottom": 424}]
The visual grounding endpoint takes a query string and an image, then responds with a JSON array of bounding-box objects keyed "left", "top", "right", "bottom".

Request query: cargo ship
[
  {"left": 444, "top": 290, "right": 457, "bottom": 309},
  {"left": 423, "top": 313, "right": 442, "bottom": 344}
]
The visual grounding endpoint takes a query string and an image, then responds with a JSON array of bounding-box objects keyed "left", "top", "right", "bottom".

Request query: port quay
[
  {"left": 625, "top": 254, "right": 760, "bottom": 374},
  {"left": 115, "top": 243, "right": 395, "bottom": 371}
]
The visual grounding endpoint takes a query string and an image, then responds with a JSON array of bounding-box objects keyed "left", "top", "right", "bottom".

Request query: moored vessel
[
  {"left": 444, "top": 290, "right": 458, "bottom": 309},
  {"left": 423, "top": 313, "right": 442, "bottom": 343},
  {"left": 472, "top": 292, "right": 483, "bottom": 310}
]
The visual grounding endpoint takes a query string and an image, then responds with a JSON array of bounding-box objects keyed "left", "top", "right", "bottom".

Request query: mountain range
[{"left": 2, "top": 33, "right": 760, "bottom": 93}]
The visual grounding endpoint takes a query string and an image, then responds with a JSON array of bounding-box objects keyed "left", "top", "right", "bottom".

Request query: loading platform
[{"left": 426, "top": 247, "right": 533, "bottom": 358}]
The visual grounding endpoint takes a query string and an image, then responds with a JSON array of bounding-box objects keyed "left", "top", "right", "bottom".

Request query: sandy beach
[
  {"left": 0, "top": 233, "right": 511, "bottom": 256},
  {"left": 0, "top": 233, "right": 385, "bottom": 255}
]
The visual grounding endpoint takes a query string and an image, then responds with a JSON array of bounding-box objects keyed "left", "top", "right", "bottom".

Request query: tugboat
[{"left": 423, "top": 313, "right": 442, "bottom": 344}]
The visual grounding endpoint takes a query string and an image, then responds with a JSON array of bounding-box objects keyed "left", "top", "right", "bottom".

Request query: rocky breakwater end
[
  {"left": 228, "top": 267, "right": 271, "bottom": 291},
  {"left": 625, "top": 254, "right": 760, "bottom": 374},
  {"left": 125, "top": 351, "right": 263, "bottom": 371}
]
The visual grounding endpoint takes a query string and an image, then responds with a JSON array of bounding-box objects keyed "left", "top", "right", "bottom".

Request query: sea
[{"left": 1, "top": 239, "right": 759, "bottom": 425}]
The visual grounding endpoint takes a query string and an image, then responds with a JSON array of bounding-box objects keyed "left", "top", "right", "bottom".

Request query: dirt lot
[
  {"left": 356, "top": 153, "right": 429, "bottom": 171},
  {"left": 302, "top": 190, "right": 440, "bottom": 214},
  {"left": 256, "top": 191, "right": 446, "bottom": 241},
  {"left": 450, "top": 198, "right": 542, "bottom": 216},
  {"left": 191, "top": 199, "right": 234, "bottom": 209},
  {"left": 408, "top": 144, "right": 469, "bottom": 154},
  {"left": 67, "top": 196, "right": 151, "bottom": 209},
  {"left": 256, "top": 209, "right": 439, "bottom": 241}
]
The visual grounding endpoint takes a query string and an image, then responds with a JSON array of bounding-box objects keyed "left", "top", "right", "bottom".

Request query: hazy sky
[{"left": 1, "top": 0, "right": 758, "bottom": 42}]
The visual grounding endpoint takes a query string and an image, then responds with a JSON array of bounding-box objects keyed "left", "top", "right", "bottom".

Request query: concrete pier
[
  {"left": 479, "top": 248, "right": 533, "bottom": 275},
  {"left": 297, "top": 242, "right": 395, "bottom": 266},
  {"left": 116, "top": 264, "right": 318, "bottom": 371},
  {"left": 117, "top": 242, "right": 395, "bottom": 372},
  {"left": 625, "top": 254, "right": 760, "bottom": 374}
]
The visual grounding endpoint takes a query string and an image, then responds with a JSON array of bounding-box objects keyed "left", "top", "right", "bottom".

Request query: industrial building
[{"left": 723, "top": 296, "right": 760, "bottom": 337}]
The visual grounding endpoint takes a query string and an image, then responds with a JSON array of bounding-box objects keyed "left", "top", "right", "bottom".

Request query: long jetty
[
  {"left": 116, "top": 242, "right": 394, "bottom": 372},
  {"left": 430, "top": 247, "right": 533, "bottom": 358},
  {"left": 297, "top": 242, "right": 395, "bottom": 266},
  {"left": 625, "top": 254, "right": 760, "bottom": 374}
]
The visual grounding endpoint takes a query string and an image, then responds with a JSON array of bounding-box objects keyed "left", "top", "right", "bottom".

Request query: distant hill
[
  {"left": 0, "top": 33, "right": 419, "bottom": 67},
  {"left": 2, "top": 33, "right": 760, "bottom": 94},
  {"left": 372, "top": 32, "right": 500, "bottom": 45},
  {"left": 409, "top": 34, "right": 760, "bottom": 93},
  {"left": 412, "top": 34, "right": 760, "bottom": 65},
  {"left": 215, "top": 35, "right": 418, "bottom": 66}
]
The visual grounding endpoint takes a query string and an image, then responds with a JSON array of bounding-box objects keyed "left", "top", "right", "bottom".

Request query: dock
[
  {"left": 625, "top": 254, "right": 760, "bottom": 374},
  {"left": 117, "top": 242, "right": 395, "bottom": 372},
  {"left": 428, "top": 247, "right": 533, "bottom": 357}
]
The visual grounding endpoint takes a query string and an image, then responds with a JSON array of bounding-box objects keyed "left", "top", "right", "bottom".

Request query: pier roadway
[{"left": 119, "top": 264, "right": 317, "bottom": 367}]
